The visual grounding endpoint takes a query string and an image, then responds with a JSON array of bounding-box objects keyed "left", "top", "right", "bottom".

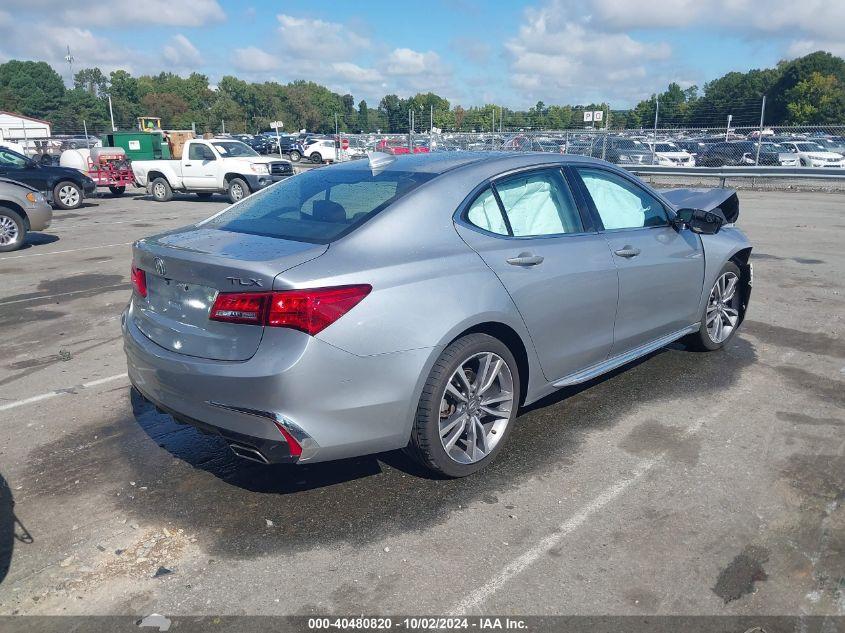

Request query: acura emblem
[{"left": 154, "top": 257, "right": 167, "bottom": 276}]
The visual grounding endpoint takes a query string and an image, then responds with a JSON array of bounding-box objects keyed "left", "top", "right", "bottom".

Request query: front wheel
[
  {"left": 310, "top": 152, "right": 323, "bottom": 164},
  {"left": 406, "top": 333, "right": 520, "bottom": 477},
  {"left": 53, "top": 181, "right": 83, "bottom": 209},
  {"left": 108, "top": 185, "right": 125, "bottom": 196},
  {"left": 0, "top": 207, "right": 26, "bottom": 252},
  {"left": 227, "top": 177, "right": 250, "bottom": 204},
  {"left": 685, "top": 262, "right": 743, "bottom": 351},
  {"left": 289, "top": 150, "right": 301, "bottom": 162}
]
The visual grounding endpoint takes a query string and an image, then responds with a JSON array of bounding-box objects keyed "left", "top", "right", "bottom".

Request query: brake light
[
  {"left": 131, "top": 265, "right": 147, "bottom": 297},
  {"left": 209, "top": 285, "right": 371, "bottom": 335}
]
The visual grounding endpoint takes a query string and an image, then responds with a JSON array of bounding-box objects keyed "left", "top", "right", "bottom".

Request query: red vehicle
[
  {"left": 376, "top": 138, "right": 430, "bottom": 155},
  {"left": 87, "top": 147, "right": 134, "bottom": 196}
]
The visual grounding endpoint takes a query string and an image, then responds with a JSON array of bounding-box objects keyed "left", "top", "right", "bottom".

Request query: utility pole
[
  {"left": 755, "top": 96, "right": 766, "bottom": 166},
  {"left": 725, "top": 114, "right": 732, "bottom": 142},
  {"left": 334, "top": 113, "right": 339, "bottom": 162},
  {"left": 651, "top": 94, "right": 659, "bottom": 165},
  {"left": 221, "top": 119, "right": 225, "bottom": 134},
  {"left": 108, "top": 94, "right": 117, "bottom": 132},
  {"left": 64, "top": 46, "right": 74, "bottom": 87}
]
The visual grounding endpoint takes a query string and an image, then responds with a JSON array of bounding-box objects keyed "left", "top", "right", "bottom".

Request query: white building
[{"left": 0, "top": 111, "right": 52, "bottom": 142}]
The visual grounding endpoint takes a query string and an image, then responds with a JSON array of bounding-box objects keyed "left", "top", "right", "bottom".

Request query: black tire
[
  {"left": 195, "top": 192, "right": 213, "bottom": 199},
  {"left": 310, "top": 152, "right": 322, "bottom": 164},
  {"left": 227, "top": 177, "right": 250, "bottom": 204},
  {"left": 150, "top": 177, "right": 173, "bottom": 202},
  {"left": 684, "top": 261, "right": 743, "bottom": 352},
  {"left": 289, "top": 150, "right": 301, "bottom": 162},
  {"left": 108, "top": 185, "right": 125, "bottom": 196},
  {"left": 0, "top": 206, "right": 26, "bottom": 252},
  {"left": 406, "top": 333, "right": 521, "bottom": 478},
  {"left": 53, "top": 181, "right": 83, "bottom": 210}
]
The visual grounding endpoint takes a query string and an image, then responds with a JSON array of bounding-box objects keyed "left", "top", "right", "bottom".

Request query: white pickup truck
[{"left": 132, "top": 138, "right": 294, "bottom": 203}]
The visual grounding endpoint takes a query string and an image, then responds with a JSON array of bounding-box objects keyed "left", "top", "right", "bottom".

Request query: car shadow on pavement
[
  {"left": 14, "top": 233, "right": 60, "bottom": 252},
  {"left": 19, "top": 336, "right": 757, "bottom": 559},
  {"left": 0, "top": 472, "right": 32, "bottom": 586}
]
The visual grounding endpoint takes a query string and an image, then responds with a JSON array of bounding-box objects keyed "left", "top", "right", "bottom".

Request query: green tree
[
  {"left": 74, "top": 68, "right": 108, "bottom": 96},
  {"left": 0, "top": 60, "right": 66, "bottom": 118},
  {"left": 785, "top": 72, "right": 845, "bottom": 123},
  {"left": 357, "top": 100, "right": 369, "bottom": 132},
  {"left": 768, "top": 51, "right": 845, "bottom": 124}
]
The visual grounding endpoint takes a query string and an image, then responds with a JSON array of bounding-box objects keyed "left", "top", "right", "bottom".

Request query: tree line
[{"left": 0, "top": 51, "right": 843, "bottom": 135}]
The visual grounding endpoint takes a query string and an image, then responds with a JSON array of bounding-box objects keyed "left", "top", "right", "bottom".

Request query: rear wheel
[
  {"left": 108, "top": 185, "right": 125, "bottom": 196},
  {"left": 407, "top": 333, "right": 520, "bottom": 477},
  {"left": 227, "top": 177, "right": 249, "bottom": 204},
  {"left": 150, "top": 177, "right": 172, "bottom": 202},
  {"left": 53, "top": 181, "right": 82, "bottom": 210},
  {"left": 0, "top": 207, "right": 25, "bottom": 252},
  {"left": 685, "top": 261, "right": 743, "bottom": 351}
]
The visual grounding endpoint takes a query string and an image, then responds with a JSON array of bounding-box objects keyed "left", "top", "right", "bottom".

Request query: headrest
[{"left": 312, "top": 199, "right": 346, "bottom": 223}]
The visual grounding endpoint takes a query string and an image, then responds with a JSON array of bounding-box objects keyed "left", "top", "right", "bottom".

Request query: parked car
[
  {"left": 696, "top": 141, "right": 781, "bottom": 167},
  {"left": 0, "top": 177, "right": 52, "bottom": 251},
  {"left": 304, "top": 138, "right": 339, "bottom": 163},
  {"left": 603, "top": 137, "right": 656, "bottom": 165},
  {"left": 779, "top": 141, "right": 845, "bottom": 167},
  {"left": 273, "top": 135, "right": 307, "bottom": 162},
  {"left": 0, "top": 146, "right": 96, "bottom": 209},
  {"left": 131, "top": 139, "right": 293, "bottom": 203},
  {"left": 125, "top": 153, "right": 752, "bottom": 477},
  {"left": 375, "top": 138, "right": 430, "bottom": 155},
  {"left": 650, "top": 142, "right": 696, "bottom": 166},
  {"left": 243, "top": 135, "right": 273, "bottom": 154}
]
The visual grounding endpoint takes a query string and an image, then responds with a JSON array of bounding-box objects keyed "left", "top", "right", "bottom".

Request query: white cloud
[
  {"left": 787, "top": 39, "right": 845, "bottom": 59},
  {"left": 276, "top": 14, "right": 371, "bottom": 60},
  {"left": 3, "top": 0, "right": 225, "bottom": 27},
  {"left": 163, "top": 34, "right": 202, "bottom": 67},
  {"left": 233, "top": 46, "right": 282, "bottom": 72},
  {"left": 330, "top": 62, "right": 383, "bottom": 84},
  {"left": 505, "top": 3, "right": 672, "bottom": 105}
]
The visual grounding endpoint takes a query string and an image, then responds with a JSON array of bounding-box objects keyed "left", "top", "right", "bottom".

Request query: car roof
[{"left": 334, "top": 151, "right": 604, "bottom": 177}]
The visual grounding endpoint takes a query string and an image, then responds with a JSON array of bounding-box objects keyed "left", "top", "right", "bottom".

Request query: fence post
[
  {"left": 755, "top": 95, "right": 766, "bottom": 166},
  {"left": 651, "top": 94, "right": 659, "bottom": 165},
  {"left": 564, "top": 131, "right": 569, "bottom": 154},
  {"left": 83, "top": 119, "right": 90, "bottom": 150},
  {"left": 601, "top": 134, "right": 607, "bottom": 161}
]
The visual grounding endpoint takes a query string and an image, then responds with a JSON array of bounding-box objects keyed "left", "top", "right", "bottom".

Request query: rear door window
[{"left": 203, "top": 167, "right": 434, "bottom": 243}]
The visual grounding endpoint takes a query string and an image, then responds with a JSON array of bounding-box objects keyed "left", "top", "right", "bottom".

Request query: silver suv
[{"left": 0, "top": 177, "right": 53, "bottom": 252}]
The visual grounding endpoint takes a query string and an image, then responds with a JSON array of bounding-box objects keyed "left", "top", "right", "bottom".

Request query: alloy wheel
[
  {"left": 0, "top": 216, "right": 19, "bottom": 246},
  {"left": 59, "top": 185, "right": 80, "bottom": 207},
  {"left": 706, "top": 271, "right": 740, "bottom": 343},
  {"left": 153, "top": 182, "right": 166, "bottom": 199},
  {"left": 231, "top": 183, "right": 244, "bottom": 200},
  {"left": 438, "top": 352, "right": 514, "bottom": 464}
]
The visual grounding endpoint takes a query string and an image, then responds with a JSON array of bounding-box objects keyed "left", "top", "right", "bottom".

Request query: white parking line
[
  {"left": 452, "top": 411, "right": 717, "bottom": 613},
  {"left": 0, "top": 373, "right": 128, "bottom": 413},
  {"left": 0, "top": 283, "right": 130, "bottom": 306},
  {"left": 0, "top": 242, "right": 133, "bottom": 261}
]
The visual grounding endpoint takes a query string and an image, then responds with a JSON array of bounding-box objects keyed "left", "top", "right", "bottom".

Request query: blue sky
[{"left": 0, "top": 0, "right": 842, "bottom": 108}]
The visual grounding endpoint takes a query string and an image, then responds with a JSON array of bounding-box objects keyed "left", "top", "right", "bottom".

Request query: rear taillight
[
  {"left": 209, "top": 285, "right": 371, "bottom": 335},
  {"left": 274, "top": 422, "right": 303, "bottom": 458},
  {"left": 131, "top": 265, "right": 147, "bottom": 297}
]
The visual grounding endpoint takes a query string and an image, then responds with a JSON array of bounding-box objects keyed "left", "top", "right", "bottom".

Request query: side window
[
  {"left": 466, "top": 187, "right": 508, "bottom": 235},
  {"left": 495, "top": 170, "right": 583, "bottom": 237},
  {"left": 0, "top": 150, "right": 26, "bottom": 169},
  {"left": 577, "top": 168, "right": 668, "bottom": 230},
  {"left": 188, "top": 144, "right": 212, "bottom": 160}
]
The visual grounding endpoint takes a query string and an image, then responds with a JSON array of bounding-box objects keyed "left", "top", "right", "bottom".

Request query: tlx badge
[{"left": 226, "top": 277, "right": 262, "bottom": 287}]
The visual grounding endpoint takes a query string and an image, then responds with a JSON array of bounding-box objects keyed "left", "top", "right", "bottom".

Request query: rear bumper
[{"left": 122, "top": 302, "right": 435, "bottom": 464}]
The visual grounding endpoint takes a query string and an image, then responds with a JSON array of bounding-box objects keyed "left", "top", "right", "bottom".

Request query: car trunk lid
[{"left": 131, "top": 227, "right": 327, "bottom": 360}]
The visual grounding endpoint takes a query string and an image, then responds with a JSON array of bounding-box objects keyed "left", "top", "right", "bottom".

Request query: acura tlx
[{"left": 124, "top": 152, "right": 752, "bottom": 477}]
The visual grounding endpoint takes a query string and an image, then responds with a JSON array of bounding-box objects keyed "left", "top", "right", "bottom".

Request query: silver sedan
[{"left": 124, "top": 152, "right": 752, "bottom": 477}]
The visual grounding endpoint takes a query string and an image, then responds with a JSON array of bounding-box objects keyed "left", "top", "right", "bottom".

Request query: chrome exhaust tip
[{"left": 228, "top": 443, "right": 269, "bottom": 464}]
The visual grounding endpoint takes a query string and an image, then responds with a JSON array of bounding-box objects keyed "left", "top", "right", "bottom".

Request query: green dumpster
[{"left": 100, "top": 132, "right": 171, "bottom": 161}]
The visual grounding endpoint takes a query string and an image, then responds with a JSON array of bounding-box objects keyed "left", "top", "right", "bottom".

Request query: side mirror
[{"left": 675, "top": 207, "right": 726, "bottom": 235}]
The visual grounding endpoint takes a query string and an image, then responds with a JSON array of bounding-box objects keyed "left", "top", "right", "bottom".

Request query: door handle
[
  {"left": 614, "top": 246, "right": 641, "bottom": 258},
  {"left": 184, "top": 163, "right": 192, "bottom": 166},
  {"left": 506, "top": 252, "right": 544, "bottom": 266}
]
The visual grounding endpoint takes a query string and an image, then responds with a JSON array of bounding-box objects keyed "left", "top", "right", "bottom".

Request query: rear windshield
[{"left": 202, "top": 167, "right": 435, "bottom": 243}]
